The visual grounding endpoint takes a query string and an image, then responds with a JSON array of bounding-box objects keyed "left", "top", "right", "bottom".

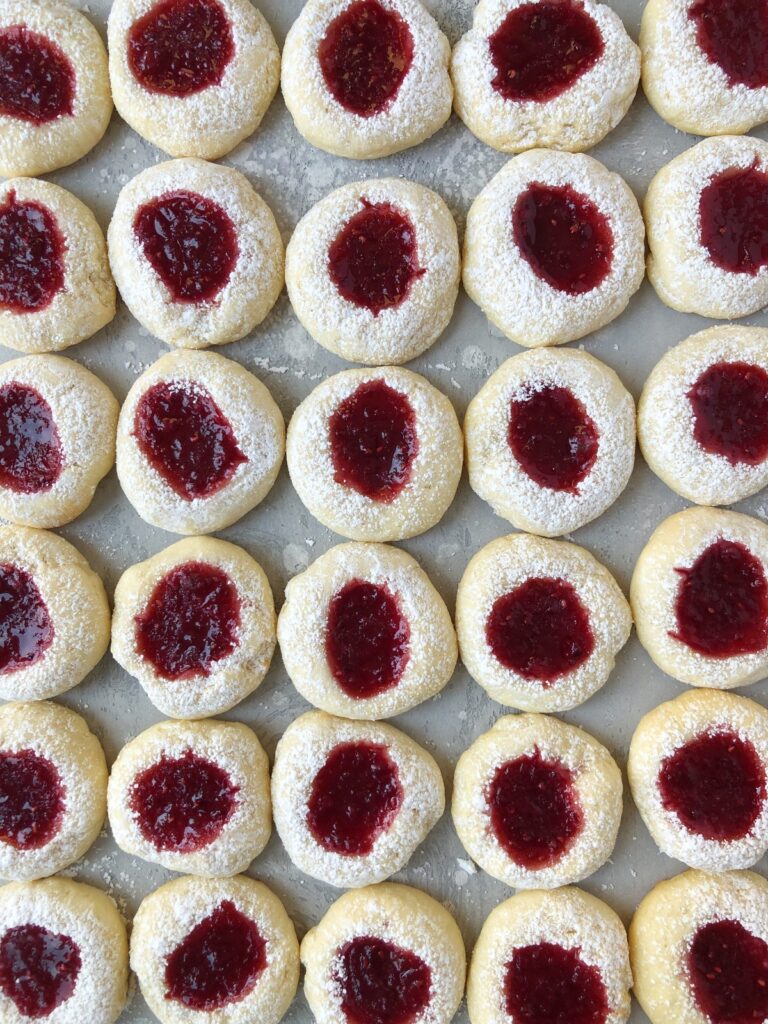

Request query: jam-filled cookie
[
  {"left": 452, "top": 713, "right": 623, "bottom": 889},
  {"left": 286, "top": 367, "right": 462, "bottom": 541},
  {"left": 0, "top": 527, "right": 109, "bottom": 703},
  {"left": 0, "top": 0, "right": 112, "bottom": 178},
  {"left": 302, "top": 883, "right": 466, "bottom": 1024},
  {"left": 108, "top": 159, "right": 284, "bottom": 350},
  {"left": 108, "top": 718, "right": 270, "bottom": 876},
  {"left": 466, "top": 349, "right": 635, "bottom": 537},
  {"left": 629, "top": 690, "right": 768, "bottom": 872},
  {"left": 108, "top": 0, "right": 280, "bottom": 160},
  {"left": 116, "top": 350, "right": 285, "bottom": 535},
  {"left": 646, "top": 136, "right": 768, "bottom": 319},
  {"left": 631, "top": 507, "right": 768, "bottom": 689},
  {"left": 285, "top": 178, "right": 459, "bottom": 365},
  {"left": 467, "top": 888, "right": 632, "bottom": 1024},
  {"left": 452, "top": 0, "right": 640, "bottom": 154},
  {"left": 131, "top": 874, "right": 299, "bottom": 1024},
  {"left": 463, "top": 150, "right": 645, "bottom": 347},
  {"left": 112, "top": 537, "right": 276, "bottom": 719},
  {"left": 456, "top": 534, "right": 631, "bottom": 713},
  {"left": 278, "top": 542, "right": 456, "bottom": 720},
  {"left": 272, "top": 711, "right": 444, "bottom": 888}
]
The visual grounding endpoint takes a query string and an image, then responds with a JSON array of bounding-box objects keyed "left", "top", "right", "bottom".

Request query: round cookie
[
  {"left": 112, "top": 537, "right": 276, "bottom": 719},
  {"left": 278, "top": 542, "right": 457, "bottom": 720},
  {"left": 456, "top": 534, "right": 631, "bottom": 713},
  {"left": 116, "top": 350, "right": 285, "bottom": 535},
  {"left": 302, "top": 883, "right": 465, "bottom": 1024},
  {"left": 629, "top": 690, "right": 768, "bottom": 872},
  {"left": 465, "top": 348, "right": 636, "bottom": 537},
  {"left": 285, "top": 178, "right": 459, "bottom": 365},
  {"left": 451, "top": 0, "right": 640, "bottom": 154},
  {"left": 0, "top": 0, "right": 112, "bottom": 178},
  {"left": 271, "top": 710, "right": 444, "bottom": 888},
  {"left": 108, "top": 159, "right": 284, "bottom": 350},
  {"left": 108, "top": 0, "right": 280, "bottom": 160},
  {"left": 0, "top": 526, "right": 110, "bottom": 702},
  {"left": 131, "top": 874, "right": 299, "bottom": 1024},
  {"left": 286, "top": 366, "right": 462, "bottom": 542},
  {"left": 452, "top": 713, "right": 623, "bottom": 889},
  {"left": 631, "top": 506, "right": 768, "bottom": 689},
  {"left": 463, "top": 150, "right": 645, "bottom": 347},
  {"left": 467, "top": 888, "right": 632, "bottom": 1024},
  {"left": 281, "top": 0, "right": 452, "bottom": 160}
]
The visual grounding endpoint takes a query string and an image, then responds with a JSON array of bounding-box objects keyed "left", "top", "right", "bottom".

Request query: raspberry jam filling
[
  {"left": 0, "top": 564, "right": 54, "bottom": 674},
  {"left": 0, "top": 191, "right": 66, "bottom": 315},
  {"left": 325, "top": 579, "right": 410, "bottom": 700},
  {"left": 0, "top": 25, "right": 75, "bottom": 124},
  {"left": 689, "top": 0, "right": 768, "bottom": 90},
  {"left": 0, "top": 924, "right": 81, "bottom": 1019},
  {"left": 699, "top": 165, "right": 768, "bottom": 276},
  {"left": 164, "top": 900, "right": 267, "bottom": 1011},
  {"left": 504, "top": 943, "right": 609, "bottom": 1024},
  {"left": 135, "top": 561, "right": 241, "bottom": 681},
  {"left": 688, "top": 919, "right": 768, "bottom": 1024},
  {"left": 486, "top": 749, "right": 584, "bottom": 869},
  {"left": 306, "top": 741, "right": 403, "bottom": 856},
  {"left": 659, "top": 730, "right": 766, "bottom": 843},
  {"left": 318, "top": 0, "right": 414, "bottom": 117},
  {"left": 671, "top": 539, "right": 768, "bottom": 658},
  {"left": 130, "top": 749, "right": 239, "bottom": 852},
  {"left": 328, "top": 200, "right": 425, "bottom": 316},
  {"left": 334, "top": 936, "right": 432, "bottom": 1024},
  {"left": 127, "top": 0, "right": 235, "bottom": 97},
  {"left": 688, "top": 361, "right": 768, "bottom": 465},
  {"left": 0, "top": 383, "right": 62, "bottom": 495},
  {"left": 133, "top": 190, "right": 239, "bottom": 304},
  {"left": 329, "top": 379, "right": 418, "bottom": 503},
  {"left": 134, "top": 380, "right": 247, "bottom": 500},
  {"left": 0, "top": 750, "right": 64, "bottom": 850}
]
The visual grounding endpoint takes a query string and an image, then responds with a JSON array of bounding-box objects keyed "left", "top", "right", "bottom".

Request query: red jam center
[
  {"left": 689, "top": 0, "right": 768, "bottom": 89},
  {"left": 0, "top": 750, "right": 64, "bottom": 851},
  {"left": 127, "top": 0, "right": 234, "bottom": 97},
  {"left": 672, "top": 539, "right": 768, "bottom": 658},
  {"left": 659, "top": 730, "right": 766, "bottom": 843},
  {"left": 334, "top": 936, "right": 432, "bottom": 1024},
  {"left": 688, "top": 919, "right": 768, "bottom": 1024},
  {"left": 329, "top": 379, "right": 418, "bottom": 504},
  {"left": 164, "top": 900, "right": 267, "bottom": 1011},
  {"left": 0, "top": 564, "right": 54, "bottom": 675},
  {"left": 325, "top": 580, "right": 410, "bottom": 700},
  {"left": 134, "top": 381, "right": 247, "bottom": 501},
  {"left": 328, "top": 200, "right": 425, "bottom": 316},
  {"left": 504, "top": 943, "right": 609, "bottom": 1024},
  {"left": 133, "top": 190, "right": 239, "bottom": 304},
  {"left": 699, "top": 165, "right": 768, "bottom": 276},
  {"left": 0, "top": 925, "right": 81, "bottom": 1019},
  {"left": 0, "top": 25, "right": 75, "bottom": 124},
  {"left": 130, "top": 749, "right": 239, "bottom": 852},
  {"left": 0, "top": 191, "right": 66, "bottom": 315},
  {"left": 0, "top": 383, "right": 62, "bottom": 495},
  {"left": 487, "top": 749, "right": 584, "bottom": 869},
  {"left": 688, "top": 361, "right": 768, "bottom": 466},
  {"left": 135, "top": 561, "right": 241, "bottom": 681},
  {"left": 318, "top": 0, "right": 414, "bottom": 118},
  {"left": 306, "top": 742, "right": 403, "bottom": 857}
]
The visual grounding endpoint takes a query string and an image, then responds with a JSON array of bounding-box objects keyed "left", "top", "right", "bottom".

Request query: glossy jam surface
[
  {"left": 504, "top": 942, "right": 609, "bottom": 1024},
  {"left": 335, "top": 936, "right": 432, "bottom": 1024},
  {"left": 672, "top": 539, "right": 768, "bottom": 658},
  {"left": 318, "top": 0, "right": 414, "bottom": 117},
  {"left": 688, "top": 919, "right": 768, "bottom": 1024},
  {"left": 329, "top": 379, "right": 418, "bottom": 503},
  {"left": 0, "top": 564, "right": 54, "bottom": 674},
  {"left": 487, "top": 749, "right": 584, "bottom": 869},
  {"left": 306, "top": 742, "right": 403, "bottom": 857},
  {"left": 134, "top": 381, "right": 247, "bottom": 500},
  {"left": 134, "top": 190, "right": 239, "bottom": 304},
  {"left": 127, "top": 0, "right": 234, "bottom": 97},
  {"left": 164, "top": 900, "right": 267, "bottom": 1011},
  {"left": 0, "top": 191, "right": 66, "bottom": 315},
  {"left": 688, "top": 361, "right": 768, "bottom": 465},
  {"left": 0, "top": 750, "right": 64, "bottom": 851},
  {"left": 0, "top": 25, "right": 75, "bottom": 124},
  {"left": 0, "top": 383, "right": 62, "bottom": 495},
  {"left": 0, "top": 925, "right": 81, "bottom": 1019},
  {"left": 699, "top": 165, "right": 768, "bottom": 276},
  {"left": 689, "top": 0, "right": 768, "bottom": 89}
]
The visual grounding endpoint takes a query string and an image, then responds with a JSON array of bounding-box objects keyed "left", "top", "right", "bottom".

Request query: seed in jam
[
  {"left": 318, "top": 0, "right": 414, "bottom": 117},
  {"left": 0, "top": 191, "right": 66, "bottom": 315},
  {"left": 689, "top": 0, "right": 768, "bottom": 90},
  {"left": 0, "top": 924, "right": 81, "bottom": 1019},
  {"left": 306, "top": 742, "right": 403, "bottom": 856},
  {"left": 334, "top": 935, "right": 432, "bottom": 1024},
  {"left": 0, "top": 383, "right": 62, "bottom": 495},
  {"left": 0, "top": 25, "right": 75, "bottom": 124},
  {"left": 699, "top": 165, "right": 768, "bottom": 276},
  {"left": 0, "top": 564, "right": 54, "bottom": 675},
  {"left": 688, "top": 361, "right": 768, "bottom": 466},
  {"left": 0, "top": 749, "right": 64, "bottom": 851},
  {"left": 504, "top": 942, "right": 609, "bottom": 1024},
  {"left": 688, "top": 919, "right": 768, "bottom": 1024}
]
